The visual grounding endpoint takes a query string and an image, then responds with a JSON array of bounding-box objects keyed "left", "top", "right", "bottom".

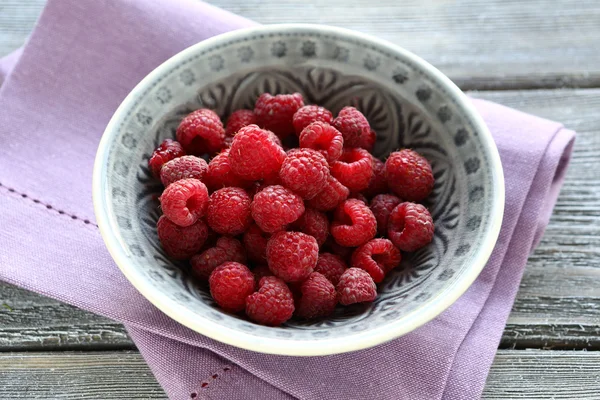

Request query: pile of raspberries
[{"left": 149, "top": 92, "right": 435, "bottom": 326}]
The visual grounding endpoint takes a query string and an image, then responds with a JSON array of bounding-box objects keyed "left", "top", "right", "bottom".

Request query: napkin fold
[{"left": 0, "top": 0, "right": 575, "bottom": 399}]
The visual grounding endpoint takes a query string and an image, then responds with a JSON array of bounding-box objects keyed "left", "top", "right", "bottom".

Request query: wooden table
[{"left": 1, "top": 1, "right": 599, "bottom": 398}]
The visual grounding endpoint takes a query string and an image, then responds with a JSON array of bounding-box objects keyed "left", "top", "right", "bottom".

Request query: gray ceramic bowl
[{"left": 93, "top": 24, "right": 504, "bottom": 356}]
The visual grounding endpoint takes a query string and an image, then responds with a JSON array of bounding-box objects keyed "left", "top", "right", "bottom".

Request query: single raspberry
[
  {"left": 206, "top": 187, "right": 253, "bottom": 235},
  {"left": 229, "top": 125, "right": 286, "bottom": 181},
  {"left": 157, "top": 216, "right": 208, "bottom": 260},
  {"left": 292, "top": 105, "right": 333, "bottom": 136},
  {"left": 295, "top": 272, "right": 337, "bottom": 319},
  {"left": 332, "top": 106, "right": 371, "bottom": 148},
  {"left": 252, "top": 265, "right": 273, "bottom": 283},
  {"left": 191, "top": 237, "right": 246, "bottom": 280},
  {"left": 388, "top": 202, "right": 435, "bottom": 252},
  {"left": 351, "top": 239, "right": 401, "bottom": 283},
  {"left": 298, "top": 121, "right": 344, "bottom": 163},
  {"left": 148, "top": 139, "right": 186, "bottom": 178},
  {"left": 204, "top": 149, "right": 252, "bottom": 191},
  {"left": 330, "top": 199, "right": 377, "bottom": 247},
  {"left": 160, "top": 155, "right": 208, "bottom": 187},
  {"left": 370, "top": 194, "right": 402, "bottom": 236},
  {"left": 254, "top": 93, "right": 304, "bottom": 139},
  {"left": 251, "top": 185, "right": 304, "bottom": 233},
  {"left": 176, "top": 109, "right": 225, "bottom": 155},
  {"left": 279, "top": 148, "right": 329, "bottom": 199},
  {"left": 209, "top": 262, "right": 255, "bottom": 313},
  {"left": 349, "top": 192, "right": 368, "bottom": 204},
  {"left": 385, "top": 149, "right": 434, "bottom": 202},
  {"left": 330, "top": 148, "right": 373, "bottom": 192},
  {"left": 246, "top": 276, "right": 295, "bottom": 326},
  {"left": 292, "top": 208, "right": 329, "bottom": 246},
  {"left": 363, "top": 156, "right": 388, "bottom": 198},
  {"left": 266, "top": 231, "right": 318, "bottom": 282},
  {"left": 306, "top": 175, "right": 349, "bottom": 212},
  {"left": 160, "top": 178, "right": 208, "bottom": 227},
  {"left": 243, "top": 223, "right": 270, "bottom": 263},
  {"left": 225, "top": 109, "right": 256, "bottom": 136},
  {"left": 337, "top": 268, "right": 377, "bottom": 306},
  {"left": 314, "top": 253, "right": 347, "bottom": 285},
  {"left": 359, "top": 128, "right": 377, "bottom": 152},
  {"left": 323, "top": 237, "right": 355, "bottom": 263}
]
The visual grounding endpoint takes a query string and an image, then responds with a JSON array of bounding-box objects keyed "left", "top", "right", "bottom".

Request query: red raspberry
[
  {"left": 314, "top": 253, "right": 347, "bottom": 285},
  {"left": 330, "top": 148, "right": 373, "bottom": 192},
  {"left": 225, "top": 109, "right": 256, "bottom": 136},
  {"left": 385, "top": 149, "right": 434, "bottom": 202},
  {"left": 252, "top": 265, "right": 273, "bottom": 282},
  {"left": 388, "top": 202, "right": 435, "bottom": 252},
  {"left": 292, "top": 208, "right": 329, "bottom": 246},
  {"left": 295, "top": 272, "right": 337, "bottom": 319},
  {"left": 254, "top": 93, "right": 304, "bottom": 139},
  {"left": 266, "top": 231, "right": 318, "bottom": 282},
  {"left": 299, "top": 121, "right": 344, "bottom": 163},
  {"left": 332, "top": 106, "right": 371, "bottom": 148},
  {"left": 351, "top": 239, "right": 401, "bottom": 283},
  {"left": 363, "top": 156, "right": 388, "bottom": 198},
  {"left": 370, "top": 194, "right": 402, "bottom": 236},
  {"left": 243, "top": 223, "right": 270, "bottom": 263},
  {"left": 330, "top": 199, "right": 377, "bottom": 247},
  {"left": 251, "top": 185, "right": 304, "bottom": 233},
  {"left": 323, "top": 237, "right": 355, "bottom": 263},
  {"left": 349, "top": 192, "right": 368, "bottom": 204},
  {"left": 157, "top": 216, "right": 208, "bottom": 260},
  {"left": 209, "top": 262, "right": 255, "bottom": 313},
  {"left": 176, "top": 109, "right": 225, "bottom": 155},
  {"left": 148, "top": 139, "right": 186, "bottom": 178},
  {"left": 160, "top": 178, "right": 208, "bottom": 227},
  {"left": 292, "top": 105, "right": 333, "bottom": 136},
  {"left": 336, "top": 268, "right": 377, "bottom": 306},
  {"left": 229, "top": 125, "right": 286, "bottom": 181},
  {"left": 191, "top": 237, "right": 246, "bottom": 280},
  {"left": 207, "top": 187, "right": 252, "bottom": 235},
  {"left": 279, "top": 148, "right": 329, "bottom": 199},
  {"left": 160, "top": 155, "right": 208, "bottom": 187},
  {"left": 246, "top": 276, "right": 295, "bottom": 326},
  {"left": 306, "top": 175, "right": 349, "bottom": 212},
  {"left": 204, "top": 149, "right": 252, "bottom": 191},
  {"left": 359, "top": 128, "right": 377, "bottom": 152}
]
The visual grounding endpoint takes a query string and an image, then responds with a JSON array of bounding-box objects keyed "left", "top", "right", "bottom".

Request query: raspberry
[
  {"left": 336, "top": 268, "right": 377, "bottom": 306},
  {"left": 176, "top": 109, "right": 225, "bottom": 155},
  {"left": 332, "top": 106, "right": 371, "bottom": 148},
  {"left": 330, "top": 199, "right": 377, "bottom": 247},
  {"left": 314, "top": 253, "right": 347, "bottom": 285},
  {"left": 306, "top": 175, "right": 349, "bottom": 212},
  {"left": 229, "top": 125, "right": 286, "bottom": 181},
  {"left": 385, "top": 149, "right": 434, "bottom": 202},
  {"left": 191, "top": 237, "right": 246, "bottom": 280},
  {"left": 299, "top": 121, "right": 344, "bottom": 163},
  {"left": 160, "top": 155, "right": 208, "bottom": 187},
  {"left": 246, "top": 276, "right": 295, "bottom": 326},
  {"left": 160, "top": 178, "right": 208, "bottom": 227},
  {"left": 254, "top": 93, "right": 304, "bottom": 139},
  {"left": 225, "top": 109, "right": 256, "bottom": 136},
  {"left": 279, "top": 148, "right": 329, "bottom": 199},
  {"left": 330, "top": 148, "right": 373, "bottom": 192},
  {"left": 148, "top": 139, "right": 186, "bottom": 178},
  {"left": 292, "top": 105, "right": 333, "bottom": 135},
  {"left": 251, "top": 185, "right": 304, "bottom": 233},
  {"left": 359, "top": 128, "right": 377, "bottom": 152},
  {"left": 388, "top": 202, "right": 435, "bottom": 252},
  {"left": 243, "top": 223, "right": 270, "bottom": 263},
  {"left": 295, "top": 272, "right": 337, "bottom": 319},
  {"left": 349, "top": 192, "right": 368, "bottom": 204},
  {"left": 363, "top": 156, "right": 388, "bottom": 198},
  {"left": 252, "top": 264, "right": 273, "bottom": 282},
  {"left": 351, "top": 239, "right": 401, "bottom": 283},
  {"left": 292, "top": 208, "right": 329, "bottom": 246},
  {"left": 209, "top": 262, "right": 255, "bottom": 313},
  {"left": 157, "top": 216, "right": 208, "bottom": 260},
  {"left": 370, "top": 194, "right": 402, "bottom": 236},
  {"left": 207, "top": 187, "right": 252, "bottom": 235},
  {"left": 204, "top": 149, "right": 252, "bottom": 191},
  {"left": 266, "top": 231, "right": 318, "bottom": 282},
  {"left": 324, "top": 237, "right": 355, "bottom": 263}
]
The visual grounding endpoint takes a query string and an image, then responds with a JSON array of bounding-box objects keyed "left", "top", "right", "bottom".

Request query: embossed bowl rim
[{"left": 93, "top": 24, "right": 505, "bottom": 356}]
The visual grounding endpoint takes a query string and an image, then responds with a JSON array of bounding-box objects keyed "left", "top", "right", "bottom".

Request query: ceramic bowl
[{"left": 93, "top": 24, "right": 504, "bottom": 356}]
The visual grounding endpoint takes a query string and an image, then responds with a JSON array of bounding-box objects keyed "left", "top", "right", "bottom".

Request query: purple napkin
[{"left": 0, "top": 0, "right": 575, "bottom": 399}]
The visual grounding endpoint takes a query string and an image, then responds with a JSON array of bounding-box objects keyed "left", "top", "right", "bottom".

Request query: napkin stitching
[{"left": 192, "top": 365, "right": 233, "bottom": 398}]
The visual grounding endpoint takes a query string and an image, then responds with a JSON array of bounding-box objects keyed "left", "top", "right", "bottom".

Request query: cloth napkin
[{"left": 0, "top": 0, "right": 575, "bottom": 399}]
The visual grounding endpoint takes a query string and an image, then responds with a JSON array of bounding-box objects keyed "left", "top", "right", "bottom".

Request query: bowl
[{"left": 93, "top": 24, "right": 504, "bottom": 356}]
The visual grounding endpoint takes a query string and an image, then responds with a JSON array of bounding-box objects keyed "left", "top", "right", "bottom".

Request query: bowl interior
[{"left": 95, "top": 25, "right": 502, "bottom": 355}]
